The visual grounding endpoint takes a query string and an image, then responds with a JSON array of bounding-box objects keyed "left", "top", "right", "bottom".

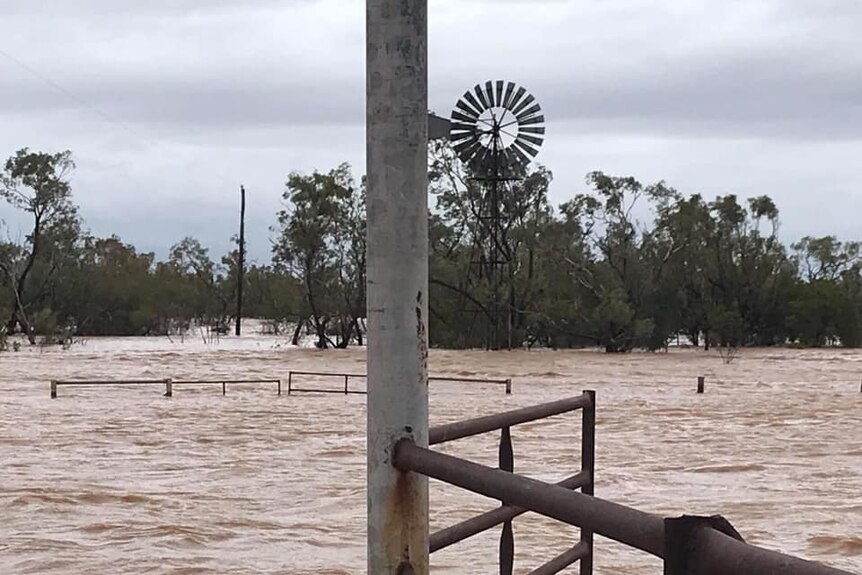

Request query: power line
[{"left": 0, "top": 46, "right": 156, "bottom": 146}]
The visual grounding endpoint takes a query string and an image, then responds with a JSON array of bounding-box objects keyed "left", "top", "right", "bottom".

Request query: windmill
[{"left": 429, "top": 81, "right": 545, "bottom": 349}]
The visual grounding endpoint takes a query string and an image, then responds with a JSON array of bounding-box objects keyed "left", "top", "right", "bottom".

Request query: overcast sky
[{"left": 1, "top": 0, "right": 860, "bottom": 263}]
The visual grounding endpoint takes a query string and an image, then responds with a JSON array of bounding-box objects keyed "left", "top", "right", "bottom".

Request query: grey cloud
[{"left": 2, "top": 0, "right": 862, "bottom": 262}]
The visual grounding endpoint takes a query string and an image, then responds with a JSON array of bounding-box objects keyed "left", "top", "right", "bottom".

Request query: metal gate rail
[
  {"left": 420, "top": 390, "right": 596, "bottom": 575},
  {"left": 394, "top": 392, "right": 854, "bottom": 575}
]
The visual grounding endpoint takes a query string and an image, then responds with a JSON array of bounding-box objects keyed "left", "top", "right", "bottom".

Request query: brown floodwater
[{"left": 1, "top": 335, "right": 860, "bottom": 574}]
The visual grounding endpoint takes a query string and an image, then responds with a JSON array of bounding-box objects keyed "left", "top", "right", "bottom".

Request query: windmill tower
[{"left": 446, "top": 81, "right": 546, "bottom": 349}]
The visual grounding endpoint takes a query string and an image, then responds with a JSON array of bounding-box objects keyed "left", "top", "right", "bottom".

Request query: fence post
[
  {"left": 505, "top": 378, "right": 512, "bottom": 395},
  {"left": 499, "top": 426, "right": 514, "bottom": 575},
  {"left": 278, "top": 379, "right": 282, "bottom": 396},
  {"left": 50, "top": 380, "right": 57, "bottom": 399},
  {"left": 580, "top": 390, "right": 596, "bottom": 575},
  {"left": 345, "top": 374, "right": 349, "bottom": 395},
  {"left": 223, "top": 381, "right": 226, "bottom": 396},
  {"left": 165, "top": 379, "right": 173, "bottom": 398},
  {"left": 697, "top": 376, "right": 705, "bottom": 394},
  {"left": 366, "top": 0, "right": 430, "bottom": 573},
  {"left": 288, "top": 372, "right": 293, "bottom": 396}
]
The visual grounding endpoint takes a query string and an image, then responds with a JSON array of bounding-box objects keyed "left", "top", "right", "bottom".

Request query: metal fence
[
  {"left": 393, "top": 392, "right": 854, "bottom": 575},
  {"left": 50, "top": 378, "right": 282, "bottom": 398},
  {"left": 50, "top": 373, "right": 512, "bottom": 398},
  {"left": 286, "top": 371, "right": 512, "bottom": 395},
  {"left": 421, "top": 392, "right": 594, "bottom": 574}
]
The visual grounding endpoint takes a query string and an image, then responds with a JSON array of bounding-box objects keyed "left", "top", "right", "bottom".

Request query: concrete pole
[{"left": 366, "top": 1, "right": 429, "bottom": 574}]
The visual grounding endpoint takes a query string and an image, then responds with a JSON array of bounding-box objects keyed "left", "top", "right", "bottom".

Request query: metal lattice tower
[{"left": 449, "top": 81, "right": 545, "bottom": 349}]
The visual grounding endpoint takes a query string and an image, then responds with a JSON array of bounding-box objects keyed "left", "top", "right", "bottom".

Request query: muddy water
[{"left": 1, "top": 337, "right": 860, "bottom": 574}]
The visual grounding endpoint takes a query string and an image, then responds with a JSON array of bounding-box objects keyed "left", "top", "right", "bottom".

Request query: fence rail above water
[
  {"left": 286, "top": 370, "right": 512, "bottom": 395},
  {"left": 49, "top": 372, "right": 513, "bottom": 398},
  {"left": 49, "top": 378, "right": 283, "bottom": 398},
  {"left": 393, "top": 392, "right": 854, "bottom": 575}
]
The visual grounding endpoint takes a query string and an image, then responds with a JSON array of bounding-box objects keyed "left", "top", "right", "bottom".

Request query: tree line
[{"left": 2, "top": 146, "right": 861, "bottom": 351}]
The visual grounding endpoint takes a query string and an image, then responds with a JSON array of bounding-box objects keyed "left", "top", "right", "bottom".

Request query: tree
[
  {"left": 168, "top": 237, "right": 229, "bottom": 330},
  {"left": 562, "top": 172, "right": 678, "bottom": 351},
  {"left": 273, "top": 164, "right": 362, "bottom": 348},
  {"left": 0, "top": 148, "right": 79, "bottom": 343},
  {"left": 427, "top": 141, "right": 556, "bottom": 348}
]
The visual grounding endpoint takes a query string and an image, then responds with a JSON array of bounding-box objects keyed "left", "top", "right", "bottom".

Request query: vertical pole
[
  {"left": 697, "top": 376, "right": 705, "bottom": 394},
  {"left": 345, "top": 374, "right": 350, "bottom": 395},
  {"left": 580, "top": 390, "right": 596, "bottom": 575},
  {"left": 288, "top": 372, "right": 293, "bottom": 395},
  {"left": 235, "top": 185, "right": 246, "bottom": 336},
  {"left": 165, "top": 378, "right": 173, "bottom": 398},
  {"left": 223, "top": 381, "right": 227, "bottom": 396},
  {"left": 505, "top": 378, "right": 512, "bottom": 395},
  {"left": 278, "top": 379, "right": 282, "bottom": 396},
  {"left": 367, "top": 0, "right": 429, "bottom": 573},
  {"left": 499, "top": 427, "right": 514, "bottom": 575},
  {"left": 50, "top": 380, "right": 57, "bottom": 399}
]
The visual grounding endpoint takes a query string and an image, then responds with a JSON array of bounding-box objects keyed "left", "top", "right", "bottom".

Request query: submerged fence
[
  {"left": 49, "top": 372, "right": 512, "bottom": 398},
  {"left": 393, "top": 392, "right": 854, "bottom": 575},
  {"left": 49, "top": 378, "right": 282, "bottom": 398},
  {"left": 285, "top": 371, "right": 512, "bottom": 395}
]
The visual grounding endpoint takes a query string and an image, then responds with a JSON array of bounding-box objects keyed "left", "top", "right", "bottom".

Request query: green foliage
[
  {"left": 3, "top": 145, "right": 862, "bottom": 353},
  {"left": 272, "top": 163, "right": 365, "bottom": 348},
  {"left": 1, "top": 148, "right": 80, "bottom": 342}
]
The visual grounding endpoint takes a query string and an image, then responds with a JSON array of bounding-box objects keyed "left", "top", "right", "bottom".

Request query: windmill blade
[
  {"left": 512, "top": 138, "right": 539, "bottom": 157},
  {"left": 452, "top": 134, "right": 479, "bottom": 151},
  {"left": 517, "top": 133, "right": 544, "bottom": 147},
  {"left": 519, "top": 126, "right": 546, "bottom": 135},
  {"left": 502, "top": 82, "right": 516, "bottom": 108},
  {"left": 519, "top": 114, "right": 545, "bottom": 127},
  {"left": 450, "top": 80, "right": 545, "bottom": 166},
  {"left": 474, "top": 84, "right": 490, "bottom": 109},
  {"left": 454, "top": 137, "right": 482, "bottom": 159},
  {"left": 509, "top": 86, "right": 527, "bottom": 111},
  {"left": 455, "top": 99, "right": 480, "bottom": 119},
  {"left": 484, "top": 81, "right": 496, "bottom": 107},
  {"left": 512, "top": 94, "right": 536, "bottom": 116},
  {"left": 517, "top": 103, "right": 542, "bottom": 122},
  {"left": 450, "top": 121, "right": 479, "bottom": 132},
  {"left": 463, "top": 91, "right": 484, "bottom": 115},
  {"left": 450, "top": 129, "right": 478, "bottom": 143},
  {"left": 509, "top": 143, "right": 531, "bottom": 165},
  {"left": 495, "top": 81, "right": 504, "bottom": 107},
  {"left": 451, "top": 110, "right": 478, "bottom": 124}
]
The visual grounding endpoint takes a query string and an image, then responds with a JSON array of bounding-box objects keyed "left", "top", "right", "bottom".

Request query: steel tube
[
  {"left": 289, "top": 388, "right": 368, "bottom": 395},
  {"left": 289, "top": 371, "right": 367, "bottom": 378},
  {"left": 430, "top": 471, "right": 589, "bottom": 552},
  {"left": 430, "top": 394, "right": 592, "bottom": 445},
  {"left": 172, "top": 379, "right": 280, "bottom": 385},
  {"left": 394, "top": 441, "right": 664, "bottom": 557},
  {"left": 695, "top": 527, "right": 853, "bottom": 575},
  {"left": 54, "top": 379, "right": 169, "bottom": 385},
  {"left": 580, "top": 390, "right": 596, "bottom": 575},
  {"left": 527, "top": 542, "right": 589, "bottom": 575},
  {"left": 429, "top": 376, "right": 509, "bottom": 384},
  {"left": 366, "top": 0, "right": 429, "bottom": 573}
]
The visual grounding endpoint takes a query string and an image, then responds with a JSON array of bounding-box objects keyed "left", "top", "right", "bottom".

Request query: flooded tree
[
  {"left": 273, "top": 164, "right": 365, "bottom": 348},
  {"left": 0, "top": 148, "right": 80, "bottom": 344},
  {"left": 1, "top": 145, "right": 861, "bottom": 351}
]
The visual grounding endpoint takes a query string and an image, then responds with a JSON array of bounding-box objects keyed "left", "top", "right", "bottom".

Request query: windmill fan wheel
[{"left": 449, "top": 80, "right": 545, "bottom": 171}]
